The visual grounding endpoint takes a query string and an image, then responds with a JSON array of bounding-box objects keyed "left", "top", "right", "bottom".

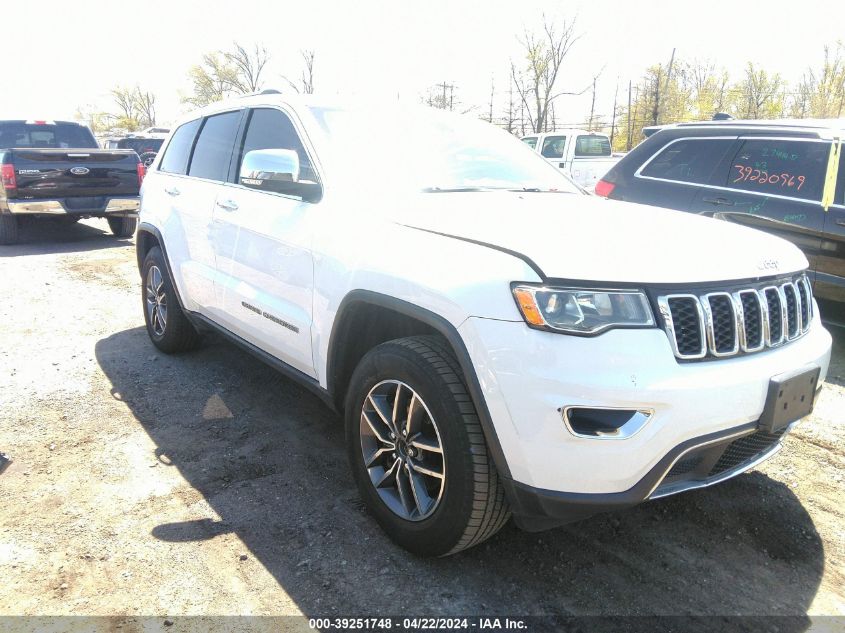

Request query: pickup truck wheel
[
  {"left": 346, "top": 335, "right": 510, "bottom": 556},
  {"left": 0, "top": 215, "right": 19, "bottom": 245},
  {"left": 107, "top": 217, "right": 138, "bottom": 238},
  {"left": 141, "top": 246, "right": 201, "bottom": 353}
]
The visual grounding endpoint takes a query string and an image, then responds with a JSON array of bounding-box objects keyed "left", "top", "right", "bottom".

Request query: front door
[{"left": 212, "top": 106, "right": 319, "bottom": 377}]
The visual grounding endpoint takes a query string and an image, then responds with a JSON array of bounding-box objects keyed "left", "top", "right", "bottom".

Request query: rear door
[
  {"left": 690, "top": 136, "right": 829, "bottom": 277},
  {"left": 819, "top": 148, "right": 845, "bottom": 303},
  {"left": 570, "top": 134, "right": 613, "bottom": 188},
  {"left": 211, "top": 106, "right": 318, "bottom": 377},
  {"left": 629, "top": 135, "right": 736, "bottom": 211}
]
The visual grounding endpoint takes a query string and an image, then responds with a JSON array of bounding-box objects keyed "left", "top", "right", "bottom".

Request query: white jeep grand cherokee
[{"left": 136, "top": 93, "right": 832, "bottom": 556}]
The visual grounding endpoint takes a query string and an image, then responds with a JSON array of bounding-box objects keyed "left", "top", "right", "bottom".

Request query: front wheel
[
  {"left": 107, "top": 216, "right": 138, "bottom": 238},
  {"left": 345, "top": 335, "right": 510, "bottom": 556},
  {"left": 141, "top": 246, "right": 201, "bottom": 353}
]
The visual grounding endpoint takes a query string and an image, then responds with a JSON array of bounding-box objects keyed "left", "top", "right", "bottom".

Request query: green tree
[{"left": 184, "top": 42, "right": 270, "bottom": 107}]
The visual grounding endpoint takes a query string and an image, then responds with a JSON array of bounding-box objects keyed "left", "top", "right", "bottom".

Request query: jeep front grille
[{"left": 657, "top": 276, "right": 813, "bottom": 361}]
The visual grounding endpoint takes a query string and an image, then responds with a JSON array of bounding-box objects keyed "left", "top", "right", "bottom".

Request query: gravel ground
[{"left": 0, "top": 219, "right": 843, "bottom": 620}]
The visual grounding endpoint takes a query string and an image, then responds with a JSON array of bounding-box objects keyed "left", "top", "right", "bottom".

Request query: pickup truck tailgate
[{"left": 12, "top": 149, "right": 139, "bottom": 199}]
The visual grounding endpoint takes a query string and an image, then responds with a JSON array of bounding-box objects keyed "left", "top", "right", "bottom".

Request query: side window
[
  {"left": 522, "top": 137, "right": 538, "bottom": 150},
  {"left": 837, "top": 143, "right": 845, "bottom": 205},
  {"left": 640, "top": 138, "right": 734, "bottom": 185},
  {"left": 187, "top": 111, "right": 242, "bottom": 181},
  {"left": 238, "top": 108, "right": 317, "bottom": 182},
  {"left": 574, "top": 135, "right": 611, "bottom": 157},
  {"left": 159, "top": 119, "right": 201, "bottom": 175},
  {"left": 726, "top": 139, "right": 829, "bottom": 202},
  {"left": 540, "top": 135, "right": 567, "bottom": 158}
]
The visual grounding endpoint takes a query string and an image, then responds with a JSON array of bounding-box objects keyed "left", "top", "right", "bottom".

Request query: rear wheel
[
  {"left": 345, "top": 335, "right": 510, "bottom": 556},
  {"left": 141, "top": 246, "right": 201, "bottom": 353},
  {"left": 0, "top": 215, "right": 19, "bottom": 245},
  {"left": 107, "top": 216, "right": 138, "bottom": 238}
]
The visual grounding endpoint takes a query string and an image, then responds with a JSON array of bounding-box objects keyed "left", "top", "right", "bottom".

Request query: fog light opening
[{"left": 562, "top": 407, "right": 653, "bottom": 440}]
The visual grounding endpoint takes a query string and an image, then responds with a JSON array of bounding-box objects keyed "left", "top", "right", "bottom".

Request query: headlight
[{"left": 511, "top": 284, "right": 655, "bottom": 334}]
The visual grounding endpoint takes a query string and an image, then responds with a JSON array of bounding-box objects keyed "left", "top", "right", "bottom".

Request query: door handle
[
  {"left": 701, "top": 196, "right": 734, "bottom": 206},
  {"left": 216, "top": 199, "right": 239, "bottom": 212},
  {"left": 164, "top": 187, "right": 180, "bottom": 197},
  {"left": 836, "top": 219, "right": 845, "bottom": 227}
]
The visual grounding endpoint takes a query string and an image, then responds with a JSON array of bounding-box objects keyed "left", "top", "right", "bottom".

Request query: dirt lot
[{"left": 1, "top": 219, "right": 844, "bottom": 621}]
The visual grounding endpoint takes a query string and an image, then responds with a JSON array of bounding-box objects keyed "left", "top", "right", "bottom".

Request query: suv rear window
[
  {"left": 0, "top": 122, "right": 97, "bottom": 149},
  {"left": 640, "top": 138, "right": 734, "bottom": 185},
  {"left": 117, "top": 138, "right": 164, "bottom": 155},
  {"left": 574, "top": 135, "right": 610, "bottom": 157},
  {"left": 188, "top": 111, "right": 242, "bottom": 181},
  {"left": 726, "top": 139, "right": 829, "bottom": 202},
  {"left": 159, "top": 119, "right": 201, "bottom": 175}
]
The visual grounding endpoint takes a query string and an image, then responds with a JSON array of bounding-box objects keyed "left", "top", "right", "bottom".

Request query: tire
[
  {"left": 108, "top": 216, "right": 138, "bottom": 238},
  {"left": 141, "top": 246, "right": 201, "bottom": 353},
  {"left": 0, "top": 214, "right": 19, "bottom": 245},
  {"left": 345, "top": 335, "right": 510, "bottom": 556}
]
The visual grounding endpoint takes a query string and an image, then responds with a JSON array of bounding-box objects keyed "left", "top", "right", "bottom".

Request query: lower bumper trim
[
  {"left": 7, "top": 197, "right": 139, "bottom": 216},
  {"left": 502, "top": 419, "right": 788, "bottom": 531}
]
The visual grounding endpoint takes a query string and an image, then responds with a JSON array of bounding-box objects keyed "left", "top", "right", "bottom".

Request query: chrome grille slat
[{"left": 659, "top": 275, "right": 812, "bottom": 361}]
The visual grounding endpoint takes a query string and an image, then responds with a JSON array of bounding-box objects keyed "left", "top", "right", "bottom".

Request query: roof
[{"left": 645, "top": 118, "right": 845, "bottom": 138}]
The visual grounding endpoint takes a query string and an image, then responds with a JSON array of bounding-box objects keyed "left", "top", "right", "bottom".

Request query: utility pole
[
  {"left": 588, "top": 75, "right": 598, "bottom": 131},
  {"left": 609, "top": 80, "right": 619, "bottom": 147},
  {"left": 488, "top": 76, "right": 495, "bottom": 123},
  {"left": 626, "top": 79, "right": 633, "bottom": 150},
  {"left": 657, "top": 47, "right": 676, "bottom": 124}
]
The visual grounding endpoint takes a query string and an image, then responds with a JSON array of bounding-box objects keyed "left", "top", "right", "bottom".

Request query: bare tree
[
  {"left": 111, "top": 87, "right": 138, "bottom": 125},
  {"left": 283, "top": 49, "right": 316, "bottom": 94},
  {"left": 133, "top": 87, "right": 156, "bottom": 128},
  {"left": 224, "top": 42, "right": 270, "bottom": 93},
  {"left": 510, "top": 15, "right": 582, "bottom": 133}
]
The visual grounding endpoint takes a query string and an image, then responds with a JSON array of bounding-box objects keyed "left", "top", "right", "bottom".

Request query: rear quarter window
[
  {"left": 522, "top": 137, "right": 538, "bottom": 149},
  {"left": 640, "top": 138, "right": 735, "bottom": 185},
  {"left": 726, "top": 139, "right": 829, "bottom": 202},
  {"left": 574, "top": 135, "right": 610, "bottom": 157},
  {"left": 159, "top": 119, "right": 202, "bottom": 175}
]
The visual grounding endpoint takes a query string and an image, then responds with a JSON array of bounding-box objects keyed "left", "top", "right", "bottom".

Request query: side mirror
[{"left": 239, "top": 149, "right": 321, "bottom": 202}]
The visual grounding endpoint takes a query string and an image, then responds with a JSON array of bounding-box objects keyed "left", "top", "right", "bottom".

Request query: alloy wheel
[
  {"left": 360, "top": 380, "right": 446, "bottom": 521},
  {"left": 145, "top": 265, "right": 168, "bottom": 336}
]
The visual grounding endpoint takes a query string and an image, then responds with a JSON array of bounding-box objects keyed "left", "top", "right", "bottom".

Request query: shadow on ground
[
  {"left": 0, "top": 218, "right": 131, "bottom": 257},
  {"left": 95, "top": 326, "right": 825, "bottom": 619}
]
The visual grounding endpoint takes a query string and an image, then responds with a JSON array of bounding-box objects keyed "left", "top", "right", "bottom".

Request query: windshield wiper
[{"left": 421, "top": 186, "right": 500, "bottom": 193}]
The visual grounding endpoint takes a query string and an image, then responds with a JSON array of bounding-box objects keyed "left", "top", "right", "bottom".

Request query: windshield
[{"left": 310, "top": 106, "right": 581, "bottom": 194}]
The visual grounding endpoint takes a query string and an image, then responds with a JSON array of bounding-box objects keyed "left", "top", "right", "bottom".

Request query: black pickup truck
[{"left": 0, "top": 120, "right": 143, "bottom": 245}]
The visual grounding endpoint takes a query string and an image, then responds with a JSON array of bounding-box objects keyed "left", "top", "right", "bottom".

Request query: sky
[{"left": 2, "top": 0, "right": 844, "bottom": 128}]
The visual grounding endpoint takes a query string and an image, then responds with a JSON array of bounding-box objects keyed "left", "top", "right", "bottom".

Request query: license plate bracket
[{"left": 759, "top": 365, "right": 820, "bottom": 433}]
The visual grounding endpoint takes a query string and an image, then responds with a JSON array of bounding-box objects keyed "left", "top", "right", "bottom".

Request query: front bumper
[
  {"left": 5, "top": 197, "right": 139, "bottom": 216},
  {"left": 459, "top": 311, "right": 832, "bottom": 525}
]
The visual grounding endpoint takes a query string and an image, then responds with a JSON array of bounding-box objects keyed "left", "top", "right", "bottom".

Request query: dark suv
[{"left": 596, "top": 120, "right": 845, "bottom": 310}]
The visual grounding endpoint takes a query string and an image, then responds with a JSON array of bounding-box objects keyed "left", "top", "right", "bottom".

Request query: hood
[{"left": 395, "top": 192, "right": 808, "bottom": 284}]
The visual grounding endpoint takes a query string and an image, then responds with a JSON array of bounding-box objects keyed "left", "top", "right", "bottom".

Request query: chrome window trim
[
  {"left": 657, "top": 294, "right": 707, "bottom": 359},
  {"left": 700, "top": 292, "right": 739, "bottom": 357}
]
